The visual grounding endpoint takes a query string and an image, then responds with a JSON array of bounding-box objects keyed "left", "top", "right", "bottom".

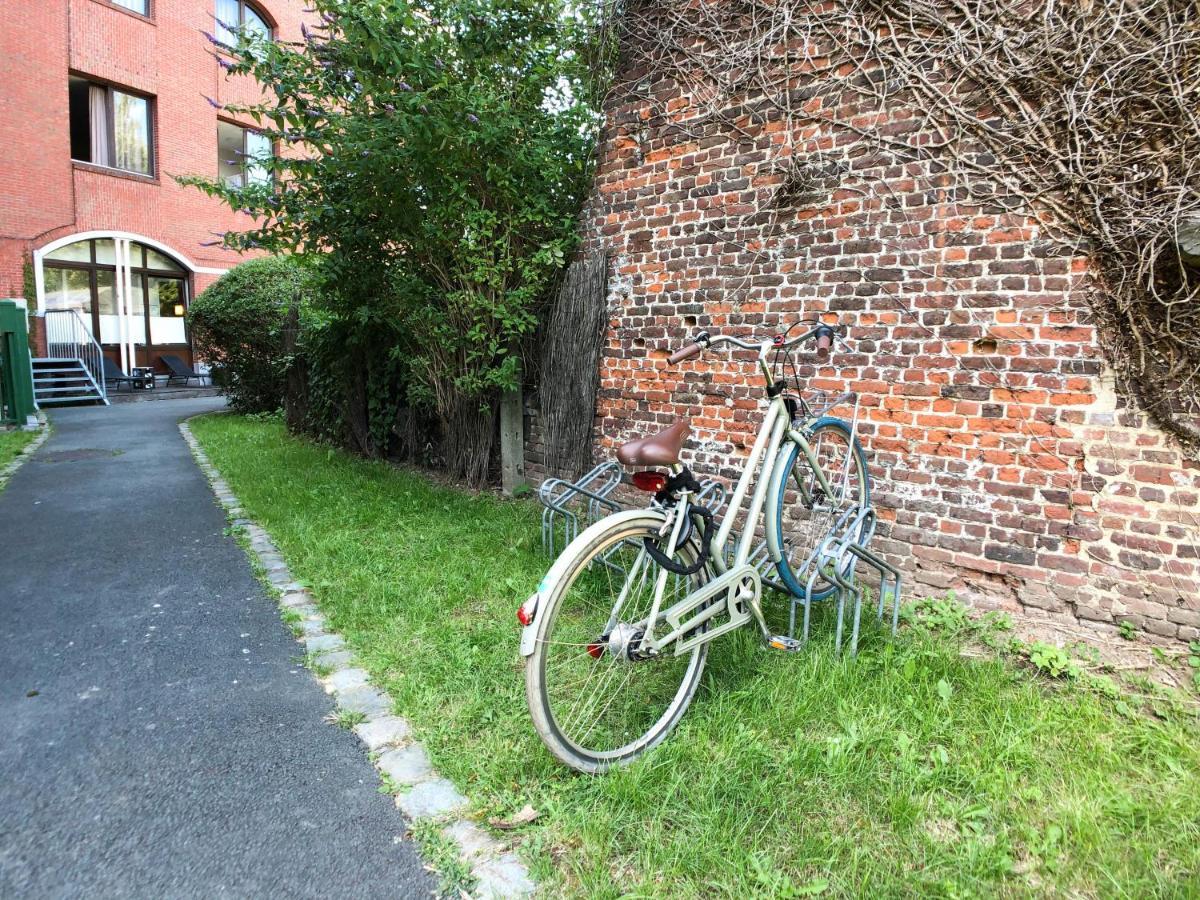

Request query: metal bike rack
[
  {"left": 538, "top": 462, "right": 727, "bottom": 563},
  {"left": 793, "top": 506, "right": 901, "bottom": 655},
  {"left": 539, "top": 462, "right": 623, "bottom": 558},
  {"left": 828, "top": 537, "right": 903, "bottom": 657}
]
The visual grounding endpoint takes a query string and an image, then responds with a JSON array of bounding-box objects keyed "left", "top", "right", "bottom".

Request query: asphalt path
[{"left": 0, "top": 398, "right": 432, "bottom": 898}]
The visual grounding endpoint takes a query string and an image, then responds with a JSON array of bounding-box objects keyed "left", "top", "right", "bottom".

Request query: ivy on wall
[{"left": 618, "top": 0, "right": 1200, "bottom": 449}]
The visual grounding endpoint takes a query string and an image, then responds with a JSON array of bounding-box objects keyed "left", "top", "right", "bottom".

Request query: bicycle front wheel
[
  {"left": 767, "top": 417, "right": 871, "bottom": 599},
  {"left": 525, "top": 511, "right": 708, "bottom": 774}
]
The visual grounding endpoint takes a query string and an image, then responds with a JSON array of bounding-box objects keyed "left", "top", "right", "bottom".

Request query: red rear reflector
[
  {"left": 631, "top": 471, "right": 667, "bottom": 492},
  {"left": 587, "top": 642, "right": 605, "bottom": 659},
  {"left": 517, "top": 606, "right": 533, "bottom": 626}
]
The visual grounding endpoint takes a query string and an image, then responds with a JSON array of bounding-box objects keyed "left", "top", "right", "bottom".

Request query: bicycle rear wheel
[
  {"left": 525, "top": 511, "right": 708, "bottom": 773},
  {"left": 767, "top": 417, "right": 871, "bottom": 599}
]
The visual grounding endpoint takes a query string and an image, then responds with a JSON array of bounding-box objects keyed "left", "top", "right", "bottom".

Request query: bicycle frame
[
  {"left": 635, "top": 332, "right": 854, "bottom": 654},
  {"left": 517, "top": 326, "right": 862, "bottom": 661}
]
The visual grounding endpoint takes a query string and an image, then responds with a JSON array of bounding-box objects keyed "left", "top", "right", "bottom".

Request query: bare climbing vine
[{"left": 615, "top": 0, "right": 1200, "bottom": 448}]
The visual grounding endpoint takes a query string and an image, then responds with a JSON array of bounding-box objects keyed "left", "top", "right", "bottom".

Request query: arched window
[
  {"left": 215, "top": 0, "right": 272, "bottom": 44},
  {"left": 42, "top": 239, "right": 190, "bottom": 351}
]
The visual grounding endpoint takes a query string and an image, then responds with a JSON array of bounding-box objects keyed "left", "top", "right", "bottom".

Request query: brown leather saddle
[{"left": 616, "top": 419, "right": 691, "bottom": 468}]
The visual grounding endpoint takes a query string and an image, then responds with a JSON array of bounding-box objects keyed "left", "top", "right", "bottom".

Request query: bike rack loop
[{"left": 795, "top": 507, "right": 902, "bottom": 656}]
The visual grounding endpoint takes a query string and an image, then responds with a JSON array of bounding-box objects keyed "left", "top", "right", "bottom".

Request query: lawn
[
  {"left": 191, "top": 414, "right": 1200, "bottom": 897},
  {"left": 0, "top": 428, "right": 37, "bottom": 470}
]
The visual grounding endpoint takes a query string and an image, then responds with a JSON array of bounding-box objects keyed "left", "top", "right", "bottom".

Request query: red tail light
[
  {"left": 516, "top": 595, "right": 538, "bottom": 627},
  {"left": 631, "top": 471, "right": 667, "bottom": 492}
]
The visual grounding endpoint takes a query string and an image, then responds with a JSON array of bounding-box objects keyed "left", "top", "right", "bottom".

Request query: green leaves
[
  {"left": 188, "top": 256, "right": 315, "bottom": 413},
  {"left": 749, "top": 853, "right": 830, "bottom": 897},
  {"left": 1027, "top": 642, "right": 1080, "bottom": 680},
  {"left": 936, "top": 678, "right": 954, "bottom": 701},
  {"left": 179, "top": 0, "right": 609, "bottom": 481}
]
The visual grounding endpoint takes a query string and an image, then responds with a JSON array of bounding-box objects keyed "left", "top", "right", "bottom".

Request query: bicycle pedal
[{"left": 767, "top": 635, "right": 804, "bottom": 652}]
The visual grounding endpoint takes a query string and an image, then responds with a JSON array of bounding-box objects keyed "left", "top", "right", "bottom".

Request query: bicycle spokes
[{"left": 536, "top": 526, "right": 703, "bottom": 758}]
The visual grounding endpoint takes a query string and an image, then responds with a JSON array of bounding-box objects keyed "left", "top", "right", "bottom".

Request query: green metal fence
[{"left": 0, "top": 301, "right": 36, "bottom": 427}]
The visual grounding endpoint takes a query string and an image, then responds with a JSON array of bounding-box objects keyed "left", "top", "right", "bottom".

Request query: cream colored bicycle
[{"left": 518, "top": 322, "right": 871, "bottom": 773}]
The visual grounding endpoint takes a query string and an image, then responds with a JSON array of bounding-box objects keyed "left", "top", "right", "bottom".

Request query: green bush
[
  {"left": 282, "top": 295, "right": 439, "bottom": 462},
  {"left": 291, "top": 314, "right": 398, "bottom": 457},
  {"left": 188, "top": 256, "right": 313, "bottom": 412}
]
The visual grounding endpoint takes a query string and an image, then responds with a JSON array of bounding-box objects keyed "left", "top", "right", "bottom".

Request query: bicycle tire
[
  {"left": 525, "top": 510, "right": 708, "bottom": 774},
  {"left": 766, "top": 417, "right": 871, "bottom": 600}
]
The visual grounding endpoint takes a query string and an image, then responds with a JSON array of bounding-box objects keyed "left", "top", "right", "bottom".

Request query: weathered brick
[{"left": 523, "top": 13, "right": 1200, "bottom": 644}]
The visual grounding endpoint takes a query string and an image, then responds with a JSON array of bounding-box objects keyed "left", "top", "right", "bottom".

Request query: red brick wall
[
  {"left": 0, "top": 0, "right": 314, "bottom": 303},
  {"left": 525, "top": 29, "right": 1200, "bottom": 643}
]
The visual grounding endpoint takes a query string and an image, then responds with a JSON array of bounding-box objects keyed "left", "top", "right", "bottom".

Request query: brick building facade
[
  {"left": 0, "top": 0, "right": 312, "bottom": 368},
  {"left": 525, "top": 16, "right": 1200, "bottom": 642}
]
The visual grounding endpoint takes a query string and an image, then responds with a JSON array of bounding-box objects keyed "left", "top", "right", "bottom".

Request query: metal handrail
[{"left": 43, "top": 309, "right": 108, "bottom": 403}]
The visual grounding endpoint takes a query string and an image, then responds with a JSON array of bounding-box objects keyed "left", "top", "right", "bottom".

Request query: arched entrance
[{"left": 34, "top": 232, "right": 196, "bottom": 373}]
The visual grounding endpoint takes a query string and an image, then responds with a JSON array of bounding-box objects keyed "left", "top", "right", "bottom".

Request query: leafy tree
[{"left": 181, "top": 0, "right": 609, "bottom": 483}]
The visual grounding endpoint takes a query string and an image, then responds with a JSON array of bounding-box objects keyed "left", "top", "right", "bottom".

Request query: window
[
  {"left": 111, "top": 0, "right": 149, "bottom": 14},
  {"left": 215, "top": 0, "right": 271, "bottom": 43},
  {"left": 44, "top": 268, "right": 92, "bottom": 317},
  {"left": 68, "top": 77, "right": 153, "bottom": 176},
  {"left": 148, "top": 277, "right": 187, "bottom": 344},
  {"left": 43, "top": 239, "right": 188, "bottom": 349},
  {"left": 217, "top": 121, "right": 273, "bottom": 188}
]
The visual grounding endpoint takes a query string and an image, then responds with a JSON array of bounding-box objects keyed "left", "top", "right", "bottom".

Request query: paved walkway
[{"left": 0, "top": 400, "right": 432, "bottom": 898}]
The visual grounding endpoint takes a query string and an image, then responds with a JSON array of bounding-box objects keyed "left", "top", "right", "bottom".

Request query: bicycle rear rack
[{"left": 792, "top": 506, "right": 901, "bottom": 655}]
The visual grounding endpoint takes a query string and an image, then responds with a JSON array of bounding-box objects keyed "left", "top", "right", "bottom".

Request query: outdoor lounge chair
[
  {"left": 102, "top": 358, "right": 139, "bottom": 392},
  {"left": 161, "top": 354, "right": 206, "bottom": 387}
]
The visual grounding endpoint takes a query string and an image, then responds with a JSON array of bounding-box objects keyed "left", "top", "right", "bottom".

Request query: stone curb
[
  {"left": 178, "top": 416, "right": 534, "bottom": 899},
  {"left": 0, "top": 415, "right": 51, "bottom": 492}
]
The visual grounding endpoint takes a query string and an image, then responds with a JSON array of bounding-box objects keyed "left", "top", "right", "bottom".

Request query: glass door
[
  {"left": 43, "top": 267, "right": 94, "bottom": 329},
  {"left": 147, "top": 276, "right": 188, "bottom": 347},
  {"left": 40, "top": 238, "right": 192, "bottom": 370}
]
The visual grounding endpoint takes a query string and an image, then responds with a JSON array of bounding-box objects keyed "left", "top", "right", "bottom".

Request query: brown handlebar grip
[
  {"left": 667, "top": 342, "right": 703, "bottom": 364},
  {"left": 816, "top": 333, "right": 832, "bottom": 351}
]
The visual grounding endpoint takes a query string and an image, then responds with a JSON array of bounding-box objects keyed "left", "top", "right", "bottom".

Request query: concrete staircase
[{"left": 32, "top": 358, "right": 108, "bottom": 407}]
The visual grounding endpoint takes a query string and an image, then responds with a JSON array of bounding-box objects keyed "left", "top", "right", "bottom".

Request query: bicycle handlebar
[
  {"left": 667, "top": 342, "right": 704, "bottom": 364},
  {"left": 666, "top": 324, "right": 846, "bottom": 364}
]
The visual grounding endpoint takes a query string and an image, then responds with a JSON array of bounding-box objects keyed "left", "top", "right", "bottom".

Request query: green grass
[
  {"left": 329, "top": 708, "right": 367, "bottom": 730},
  {"left": 190, "top": 414, "right": 1200, "bottom": 897},
  {"left": 0, "top": 427, "right": 36, "bottom": 470}
]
